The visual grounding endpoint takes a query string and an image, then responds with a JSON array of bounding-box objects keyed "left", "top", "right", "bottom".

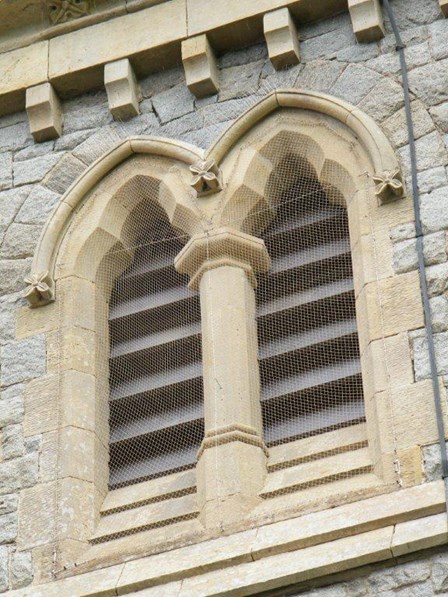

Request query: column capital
[{"left": 174, "top": 227, "right": 271, "bottom": 289}]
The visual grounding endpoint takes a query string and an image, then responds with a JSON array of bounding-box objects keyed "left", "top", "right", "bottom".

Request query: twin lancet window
[{"left": 107, "top": 166, "right": 364, "bottom": 490}]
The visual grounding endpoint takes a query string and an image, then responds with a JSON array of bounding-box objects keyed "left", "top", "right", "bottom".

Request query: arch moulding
[{"left": 25, "top": 89, "right": 404, "bottom": 308}]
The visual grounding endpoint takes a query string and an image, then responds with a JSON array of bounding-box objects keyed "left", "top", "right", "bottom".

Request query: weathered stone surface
[
  {"left": 10, "top": 550, "right": 33, "bottom": 589},
  {"left": 380, "top": 26, "right": 432, "bottom": 54},
  {"left": 0, "top": 259, "right": 32, "bottom": 295},
  {"left": 300, "top": 20, "right": 355, "bottom": 62},
  {"left": 0, "top": 385, "right": 24, "bottom": 427},
  {"left": 0, "top": 494, "right": 18, "bottom": 516},
  {"left": 0, "top": 152, "right": 12, "bottom": 191},
  {"left": 366, "top": 559, "right": 430, "bottom": 593},
  {"left": 2, "top": 424, "right": 25, "bottom": 460},
  {"left": 161, "top": 112, "right": 204, "bottom": 139},
  {"left": 43, "top": 153, "right": 86, "bottom": 194},
  {"left": 140, "top": 66, "right": 184, "bottom": 99},
  {"left": 430, "top": 296, "right": 448, "bottom": 333},
  {"left": 13, "top": 153, "right": 62, "bottom": 187},
  {"left": 113, "top": 111, "right": 159, "bottom": 138},
  {"left": 72, "top": 127, "right": 121, "bottom": 165},
  {"left": 382, "top": 101, "right": 434, "bottom": 148},
  {"left": 416, "top": 167, "right": 448, "bottom": 194},
  {"left": 421, "top": 186, "right": 448, "bottom": 233},
  {"left": 390, "top": 223, "right": 416, "bottom": 243},
  {"left": 54, "top": 129, "right": 95, "bottom": 152},
  {"left": 14, "top": 186, "right": 60, "bottom": 225},
  {"left": 0, "top": 546, "right": 8, "bottom": 592},
  {"left": 185, "top": 121, "right": 232, "bottom": 150},
  {"left": 425, "top": 262, "right": 448, "bottom": 297},
  {"left": 218, "top": 62, "right": 264, "bottom": 102},
  {"left": 0, "top": 453, "right": 38, "bottom": 495},
  {"left": 367, "top": 42, "right": 431, "bottom": 76},
  {"left": 17, "top": 482, "right": 56, "bottom": 549},
  {"left": 296, "top": 60, "right": 345, "bottom": 93},
  {"left": 411, "top": 329, "right": 448, "bottom": 380},
  {"left": 432, "top": 552, "right": 448, "bottom": 593},
  {"left": 330, "top": 64, "right": 382, "bottom": 105},
  {"left": 0, "top": 223, "right": 42, "bottom": 259},
  {"left": 152, "top": 84, "right": 195, "bottom": 124},
  {"left": 335, "top": 42, "right": 379, "bottom": 63},
  {"left": 358, "top": 77, "right": 405, "bottom": 123},
  {"left": 0, "top": 512, "right": 17, "bottom": 544},
  {"left": 201, "top": 97, "right": 250, "bottom": 127},
  {"left": 429, "top": 20, "right": 448, "bottom": 61},
  {"left": 393, "top": 232, "right": 447, "bottom": 274},
  {"left": 0, "top": 335, "right": 46, "bottom": 388},
  {"left": 0, "top": 121, "right": 32, "bottom": 152},
  {"left": 14, "top": 141, "right": 55, "bottom": 163},
  {"left": 430, "top": 102, "right": 448, "bottom": 133},
  {"left": 409, "top": 59, "right": 448, "bottom": 107},
  {"left": 63, "top": 92, "right": 112, "bottom": 133},
  {"left": 0, "top": 187, "right": 30, "bottom": 234},
  {"left": 398, "top": 132, "right": 448, "bottom": 178}
]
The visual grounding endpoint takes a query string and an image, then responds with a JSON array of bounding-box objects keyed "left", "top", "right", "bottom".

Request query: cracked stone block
[
  {"left": 26, "top": 83, "right": 63, "bottom": 143},
  {"left": 263, "top": 8, "right": 300, "bottom": 71},
  {"left": 348, "top": 0, "right": 385, "bottom": 42},
  {"left": 182, "top": 34, "right": 219, "bottom": 98},
  {"left": 104, "top": 58, "right": 140, "bottom": 121}
]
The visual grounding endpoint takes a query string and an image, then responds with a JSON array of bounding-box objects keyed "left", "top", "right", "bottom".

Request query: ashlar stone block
[
  {"left": 104, "top": 58, "right": 140, "bottom": 121},
  {"left": 263, "top": 8, "right": 300, "bottom": 71},
  {"left": 182, "top": 34, "right": 219, "bottom": 98},
  {"left": 348, "top": 0, "right": 385, "bottom": 43},
  {"left": 441, "top": 0, "right": 448, "bottom": 17},
  {"left": 25, "top": 83, "right": 63, "bottom": 143}
]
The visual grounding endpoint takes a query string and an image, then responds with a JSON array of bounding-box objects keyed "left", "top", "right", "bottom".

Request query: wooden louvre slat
[
  {"left": 257, "top": 183, "right": 365, "bottom": 447},
  {"left": 108, "top": 226, "right": 203, "bottom": 490}
]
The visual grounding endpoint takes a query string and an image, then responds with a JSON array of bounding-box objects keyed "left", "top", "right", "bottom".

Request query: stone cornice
[
  {"left": 7, "top": 481, "right": 448, "bottom": 596},
  {"left": 0, "top": 0, "right": 352, "bottom": 118}
]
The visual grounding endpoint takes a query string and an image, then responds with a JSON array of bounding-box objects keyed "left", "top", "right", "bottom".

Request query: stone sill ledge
[
  {"left": 0, "top": 0, "right": 348, "bottom": 117},
  {"left": 9, "top": 481, "right": 448, "bottom": 596}
]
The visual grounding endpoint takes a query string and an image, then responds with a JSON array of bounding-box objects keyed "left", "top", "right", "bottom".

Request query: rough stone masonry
[{"left": 1, "top": 0, "right": 448, "bottom": 593}]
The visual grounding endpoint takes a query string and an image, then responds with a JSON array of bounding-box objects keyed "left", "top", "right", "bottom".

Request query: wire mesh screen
[
  {"left": 256, "top": 162, "right": 364, "bottom": 448},
  {"left": 106, "top": 217, "right": 203, "bottom": 489}
]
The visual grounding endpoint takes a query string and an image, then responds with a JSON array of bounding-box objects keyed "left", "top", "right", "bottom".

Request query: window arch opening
[{"left": 255, "top": 153, "right": 365, "bottom": 448}]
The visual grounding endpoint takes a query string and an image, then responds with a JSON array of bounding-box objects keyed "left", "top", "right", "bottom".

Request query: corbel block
[
  {"left": 104, "top": 58, "right": 140, "bottom": 121},
  {"left": 26, "top": 82, "right": 63, "bottom": 143},
  {"left": 182, "top": 34, "right": 219, "bottom": 98},
  {"left": 263, "top": 8, "right": 300, "bottom": 71},
  {"left": 348, "top": 0, "right": 385, "bottom": 42},
  {"left": 441, "top": 0, "right": 448, "bottom": 17}
]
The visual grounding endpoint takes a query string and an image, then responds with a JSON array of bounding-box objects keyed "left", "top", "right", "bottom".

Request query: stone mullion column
[{"left": 175, "top": 227, "right": 271, "bottom": 529}]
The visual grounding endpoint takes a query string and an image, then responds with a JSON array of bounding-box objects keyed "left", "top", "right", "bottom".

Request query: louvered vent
[
  {"left": 257, "top": 175, "right": 365, "bottom": 447},
  {"left": 108, "top": 220, "right": 203, "bottom": 489}
]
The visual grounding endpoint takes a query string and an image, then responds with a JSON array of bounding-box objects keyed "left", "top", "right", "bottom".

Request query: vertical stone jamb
[
  {"left": 26, "top": 82, "right": 63, "bottom": 143},
  {"left": 348, "top": 0, "right": 385, "bottom": 42},
  {"left": 104, "top": 58, "right": 140, "bottom": 120},
  {"left": 175, "top": 227, "right": 271, "bottom": 528},
  {"left": 182, "top": 34, "right": 219, "bottom": 98},
  {"left": 263, "top": 8, "right": 300, "bottom": 70}
]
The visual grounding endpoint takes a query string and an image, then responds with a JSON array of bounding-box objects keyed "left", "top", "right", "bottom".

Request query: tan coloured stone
[
  {"left": 58, "top": 276, "right": 96, "bottom": 331},
  {"left": 49, "top": 1, "right": 186, "bottom": 93},
  {"left": 356, "top": 271, "right": 424, "bottom": 353},
  {"left": 348, "top": 0, "right": 385, "bottom": 42},
  {"left": 180, "top": 527, "right": 394, "bottom": 595},
  {"left": 360, "top": 332, "right": 414, "bottom": 400},
  {"left": 0, "top": 41, "right": 48, "bottom": 116},
  {"left": 395, "top": 447, "right": 423, "bottom": 488},
  {"left": 39, "top": 431, "right": 58, "bottom": 483},
  {"left": 59, "top": 370, "right": 96, "bottom": 432},
  {"left": 26, "top": 82, "right": 63, "bottom": 143},
  {"left": 58, "top": 426, "right": 96, "bottom": 482},
  {"left": 18, "top": 482, "right": 57, "bottom": 549},
  {"left": 104, "top": 58, "right": 140, "bottom": 120},
  {"left": 351, "top": 226, "right": 394, "bottom": 297},
  {"left": 268, "top": 423, "right": 367, "bottom": 470},
  {"left": 263, "top": 8, "right": 300, "bottom": 70},
  {"left": 23, "top": 375, "right": 59, "bottom": 437},
  {"left": 392, "top": 512, "right": 448, "bottom": 557},
  {"left": 182, "top": 35, "right": 219, "bottom": 98},
  {"left": 92, "top": 494, "right": 198, "bottom": 543},
  {"left": 58, "top": 478, "right": 96, "bottom": 542},
  {"left": 440, "top": 0, "right": 448, "bottom": 17},
  {"left": 16, "top": 301, "right": 58, "bottom": 340},
  {"left": 58, "top": 326, "right": 96, "bottom": 374}
]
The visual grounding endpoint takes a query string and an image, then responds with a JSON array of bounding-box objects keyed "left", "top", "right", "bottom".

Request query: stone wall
[{"left": 1, "top": 0, "right": 448, "bottom": 593}]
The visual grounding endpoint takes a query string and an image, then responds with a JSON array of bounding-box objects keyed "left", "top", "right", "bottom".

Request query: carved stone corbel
[
  {"left": 48, "top": 0, "right": 91, "bottom": 25},
  {"left": 372, "top": 168, "right": 405, "bottom": 204},
  {"left": 189, "top": 159, "right": 223, "bottom": 197},
  {"left": 24, "top": 271, "right": 55, "bottom": 308}
]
